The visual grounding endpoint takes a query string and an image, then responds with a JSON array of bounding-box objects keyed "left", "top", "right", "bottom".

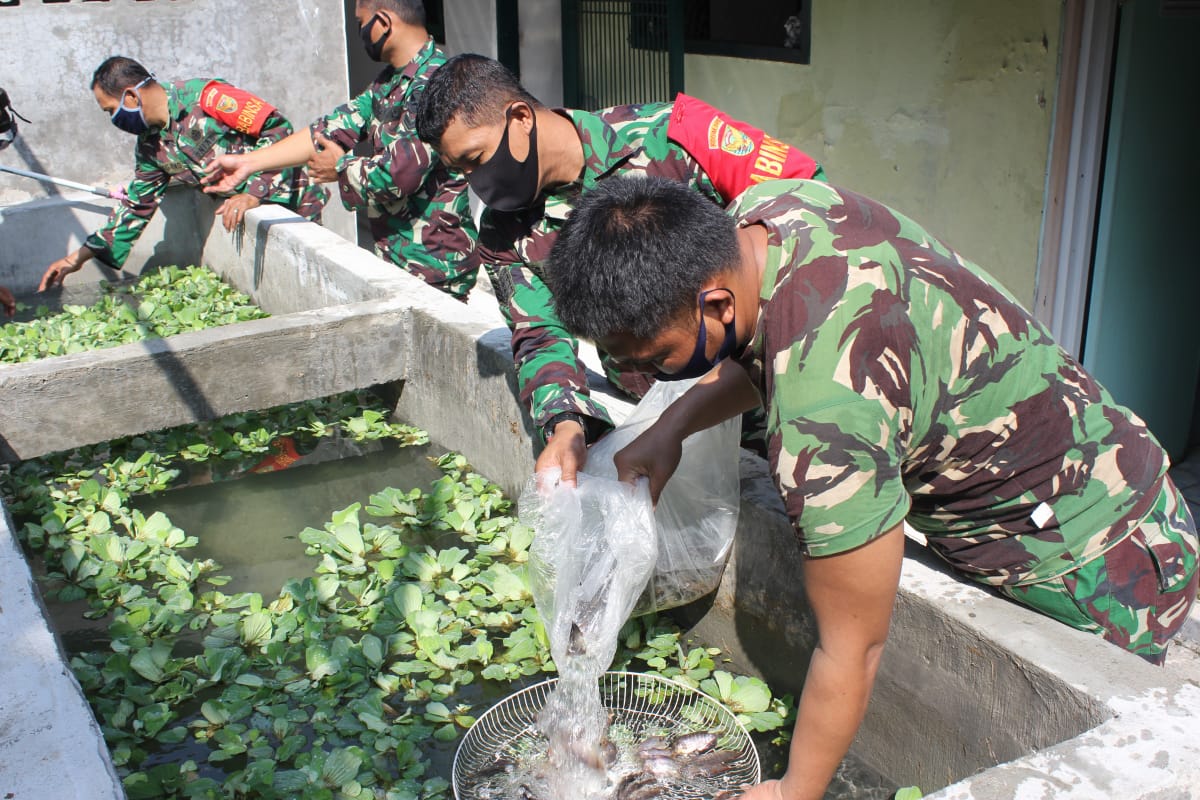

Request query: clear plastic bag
[
  {"left": 522, "top": 377, "right": 742, "bottom": 670},
  {"left": 524, "top": 468, "right": 657, "bottom": 673},
  {"left": 584, "top": 378, "right": 742, "bottom": 615}
]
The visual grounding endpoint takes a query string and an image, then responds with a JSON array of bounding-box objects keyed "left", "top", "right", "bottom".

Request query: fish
[
  {"left": 682, "top": 748, "right": 739, "bottom": 778},
  {"left": 472, "top": 755, "right": 515, "bottom": 780},
  {"left": 636, "top": 735, "right": 672, "bottom": 758},
  {"left": 567, "top": 622, "right": 587, "bottom": 656},
  {"left": 641, "top": 756, "right": 681, "bottom": 779},
  {"left": 671, "top": 730, "right": 718, "bottom": 757},
  {"left": 614, "top": 772, "right": 665, "bottom": 800},
  {"left": 561, "top": 736, "right": 617, "bottom": 771}
]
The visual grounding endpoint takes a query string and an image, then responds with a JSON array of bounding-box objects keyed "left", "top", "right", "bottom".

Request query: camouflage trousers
[{"left": 998, "top": 476, "right": 1198, "bottom": 664}]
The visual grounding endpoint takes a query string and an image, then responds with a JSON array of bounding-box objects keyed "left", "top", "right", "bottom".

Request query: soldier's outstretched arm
[
  {"left": 336, "top": 130, "right": 436, "bottom": 209},
  {"left": 203, "top": 128, "right": 317, "bottom": 194}
]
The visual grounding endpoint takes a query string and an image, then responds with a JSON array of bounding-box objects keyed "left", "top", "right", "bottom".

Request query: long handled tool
[{"left": 0, "top": 163, "right": 126, "bottom": 200}]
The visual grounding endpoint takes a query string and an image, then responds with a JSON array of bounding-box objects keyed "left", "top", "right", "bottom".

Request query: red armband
[
  {"left": 668, "top": 93, "right": 818, "bottom": 199},
  {"left": 199, "top": 80, "right": 277, "bottom": 136}
]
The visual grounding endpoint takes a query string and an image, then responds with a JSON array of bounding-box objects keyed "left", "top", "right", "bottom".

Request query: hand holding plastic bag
[{"left": 522, "top": 378, "right": 742, "bottom": 673}]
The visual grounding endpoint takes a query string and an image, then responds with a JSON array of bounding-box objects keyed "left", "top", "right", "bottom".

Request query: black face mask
[
  {"left": 655, "top": 289, "right": 739, "bottom": 382},
  {"left": 360, "top": 12, "right": 391, "bottom": 62},
  {"left": 467, "top": 104, "right": 541, "bottom": 213}
]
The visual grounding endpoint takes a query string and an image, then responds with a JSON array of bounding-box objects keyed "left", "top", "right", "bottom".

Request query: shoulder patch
[
  {"left": 199, "top": 80, "right": 277, "bottom": 136},
  {"left": 668, "top": 93, "right": 818, "bottom": 200}
]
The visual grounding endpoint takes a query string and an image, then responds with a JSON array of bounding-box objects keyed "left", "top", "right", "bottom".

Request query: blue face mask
[
  {"left": 655, "top": 289, "right": 739, "bottom": 381},
  {"left": 110, "top": 76, "right": 153, "bottom": 135}
]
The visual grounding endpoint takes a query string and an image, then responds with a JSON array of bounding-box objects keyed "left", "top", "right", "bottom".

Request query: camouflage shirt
[
  {"left": 86, "top": 78, "right": 326, "bottom": 269},
  {"left": 731, "top": 179, "right": 1168, "bottom": 585},
  {"left": 312, "top": 39, "right": 477, "bottom": 298},
  {"left": 480, "top": 102, "right": 826, "bottom": 437}
]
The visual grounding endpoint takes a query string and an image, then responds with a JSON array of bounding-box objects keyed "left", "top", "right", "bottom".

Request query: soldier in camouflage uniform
[
  {"left": 547, "top": 176, "right": 1198, "bottom": 800},
  {"left": 39, "top": 56, "right": 325, "bottom": 291},
  {"left": 415, "top": 54, "right": 824, "bottom": 474},
  {"left": 204, "top": 0, "right": 476, "bottom": 298}
]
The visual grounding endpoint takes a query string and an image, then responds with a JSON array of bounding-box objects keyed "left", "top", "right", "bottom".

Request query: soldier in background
[
  {"left": 547, "top": 174, "right": 1199, "bottom": 800},
  {"left": 38, "top": 57, "right": 326, "bottom": 291},
  {"left": 204, "top": 0, "right": 477, "bottom": 299},
  {"left": 415, "top": 54, "right": 825, "bottom": 478}
]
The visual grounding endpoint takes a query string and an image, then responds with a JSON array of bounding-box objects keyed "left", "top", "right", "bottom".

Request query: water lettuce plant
[
  {"left": 1, "top": 395, "right": 794, "bottom": 799},
  {"left": 0, "top": 265, "right": 268, "bottom": 363}
]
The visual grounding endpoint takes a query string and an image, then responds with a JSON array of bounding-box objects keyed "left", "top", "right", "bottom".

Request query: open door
[{"left": 1081, "top": 0, "right": 1200, "bottom": 465}]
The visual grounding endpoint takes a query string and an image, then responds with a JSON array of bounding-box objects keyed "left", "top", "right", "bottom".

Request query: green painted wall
[{"left": 684, "top": 0, "right": 1063, "bottom": 306}]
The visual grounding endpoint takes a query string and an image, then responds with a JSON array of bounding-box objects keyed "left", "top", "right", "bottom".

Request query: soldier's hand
[
  {"left": 203, "top": 153, "right": 255, "bottom": 194},
  {"left": 726, "top": 780, "right": 785, "bottom": 800},
  {"left": 39, "top": 247, "right": 94, "bottom": 292},
  {"left": 535, "top": 419, "right": 589, "bottom": 489},
  {"left": 308, "top": 134, "right": 346, "bottom": 184},
  {"left": 614, "top": 422, "right": 683, "bottom": 505},
  {"left": 215, "top": 193, "right": 261, "bottom": 233},
  {"left": 0, "top": 285, "right": 14, "bottom": 317}
]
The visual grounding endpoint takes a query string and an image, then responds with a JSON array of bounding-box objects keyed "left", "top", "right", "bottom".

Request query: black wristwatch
[{"left": 544, "top": 412, "right": 589, "bottom": 443}]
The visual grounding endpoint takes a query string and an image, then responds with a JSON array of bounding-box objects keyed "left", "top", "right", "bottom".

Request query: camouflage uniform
[
  {"left": 479, "top": 102, "right": 825, "bottom": 439},
  {"left": 729, "top": 179, "right": 1198, "bottom": 660},
  {"left": 311, "top": 39, "right": 477, "bottom": 298},
  {"left": 86, "top": 79, "right": 326, "bottom": 270}
]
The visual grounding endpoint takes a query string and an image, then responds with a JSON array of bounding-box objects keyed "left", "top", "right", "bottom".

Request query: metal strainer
[{"left": 453, "top": 671, "right": 761, "bottom": 800}]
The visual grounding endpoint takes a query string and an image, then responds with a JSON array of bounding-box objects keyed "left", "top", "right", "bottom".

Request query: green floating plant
[{"left": 0, "top": 265, "right": 269, "bottom": 364}]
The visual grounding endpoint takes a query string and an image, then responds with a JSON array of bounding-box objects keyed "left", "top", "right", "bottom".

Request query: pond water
[{"left": 40, "top": 440, "right": 901, "bottom": 799}]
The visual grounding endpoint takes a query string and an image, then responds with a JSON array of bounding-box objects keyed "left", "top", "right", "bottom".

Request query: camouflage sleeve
[
  {"left": 239, "top": 110, "right": 300, "bottom": 203},
  {"left": 84, "top": 149, "right": 169, "bottom": 269},
  {"left": 311, "top": 89, "right": 372, "bottom": 152},
  {"left": 488, "top": 250, "right": 615, "bottom": 439},
  {"left": 335, "top": 130, "right": 436, "bottom": 211},
  {"left": 769, "top": 384, "right": 911, "bottom": 558}
]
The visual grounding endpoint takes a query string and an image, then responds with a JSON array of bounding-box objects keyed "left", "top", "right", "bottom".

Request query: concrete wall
[
  {"left": 683, "top": 0, "right": 1062, "bottom": 307},
  {"left": 519, "top": 0, "right": 565, "bottom": 108},
  {"left": 446, "top": 0, "right": 499, "bottom": 58},
  {"left": 0, "top": 0, "right": 355, "bottom": 245}
]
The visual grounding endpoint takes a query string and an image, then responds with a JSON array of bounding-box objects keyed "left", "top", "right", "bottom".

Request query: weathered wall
[
  {"left": 0, "top": 0, "right": 355, "bottom": 246},
  {"left": 684, "top": 0, "right": 1063, "bottom": 306}
]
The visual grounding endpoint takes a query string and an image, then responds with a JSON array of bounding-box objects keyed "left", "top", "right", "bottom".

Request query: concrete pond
[{"left": 0, "top": 192, "right": 1197, "bottom": 799}]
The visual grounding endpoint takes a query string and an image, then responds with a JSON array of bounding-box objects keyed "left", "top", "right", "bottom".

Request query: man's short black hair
[
  {"left": 547, "top": 176, "right": 741, "bottom": 341},
  {"left": 415, "top": 53, "right": 540, "bottom": 147},
  {"left": 358, "top": 0, "right": 426, "bottom": 26},
  {"left": 91, "top": 56, "right": 154, "bottom": 98}
]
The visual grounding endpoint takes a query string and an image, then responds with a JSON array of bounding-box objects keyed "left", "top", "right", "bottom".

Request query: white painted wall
[
  {"left": 446, "top": 0, "right": 498, "bottom": 57},
  {"left": 519, "top": 0, "right": 563, "bottom": 107}
]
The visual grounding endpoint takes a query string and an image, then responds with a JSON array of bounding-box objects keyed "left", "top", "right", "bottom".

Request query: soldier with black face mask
[{"left": 204, "top": 0, "right": 478, "bottom": 300}]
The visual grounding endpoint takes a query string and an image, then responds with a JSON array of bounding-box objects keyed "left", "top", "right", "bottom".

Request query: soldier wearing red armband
[
  {"left": 414, "top": 54, "right": 826, "bottom": 480},
  {"left": 39, "top": 56, "right": 326, "bottom": 291}
]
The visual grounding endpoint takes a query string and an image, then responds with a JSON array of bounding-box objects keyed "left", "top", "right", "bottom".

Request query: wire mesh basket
[{"left": 453, "top": 671, "right": 761, "bottom": 800}]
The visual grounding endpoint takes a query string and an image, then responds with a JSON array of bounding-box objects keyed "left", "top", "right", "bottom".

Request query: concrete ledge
[
  {"left": 0, "top": 299, "right": 412, "bottom": 462},
  {"left": 0, "top": 502, "right": 123, "bottom": 800}
]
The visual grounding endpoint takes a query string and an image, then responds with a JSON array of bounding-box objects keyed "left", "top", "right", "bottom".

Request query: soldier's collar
[
  {"left": 401, "top": 37, "right": 438, "bottom": 81},
  {"left": 561, "top": 108, "right": 637, "bottom": 187}
]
